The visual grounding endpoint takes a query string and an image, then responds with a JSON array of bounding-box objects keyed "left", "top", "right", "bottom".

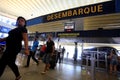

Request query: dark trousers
[
  {"left": 0, "top": 52, "right": 20, "bottom": 77},
  {"left": 56, "top": 52, "right": 61, "bottom": 63},
  {"left": 26, "top": 51, "right": 38, "bottom": 66}
]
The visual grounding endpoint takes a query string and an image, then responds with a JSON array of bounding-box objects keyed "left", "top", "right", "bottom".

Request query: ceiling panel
[
  {"left": 0, "top": 0, "right": 111, "bottom": 20},
  {"left": 84, "top": 13, "right": 120, "bottom": 30}
]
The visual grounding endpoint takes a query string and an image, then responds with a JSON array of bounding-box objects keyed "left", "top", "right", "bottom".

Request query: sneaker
[{"left": 41, "top": 71, "right": 46, "bottom": 75}]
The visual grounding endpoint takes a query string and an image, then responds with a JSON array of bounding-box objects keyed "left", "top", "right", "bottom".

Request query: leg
[
  {"left": 62, "top": 53, "right": 65, "bottom": 62},
  {"left": 56, "top": 55, "right": 59, "bottom": 63},
  {"left": 56, "top": 53, "right": 60, "bottom": 63},
  {"left": 46, "top": 63, "right": 50, "bottom": 70},
  {"left": 31, "top": 51, "right": 39, "bottom": 64},
  {"left": 41, "top": 63, "right": 48, "bottom": 74},
  {"left": 8, "top": 61, "right": 20, "bottom": 78},
  {"left": 109, "top": 64, "right": 113, "bottom": 74},
  {"left": 44, "top": 64, "right": 48, "bottom": 72},
  {"left": 42, "top": 63, "right": 50, "bottom": 74},
  {"left": 61, "top": 54, "right": 64, "bottom": 62},
  {"left": 0, "top": 57, "right": 7, "bottom": 77},
  {"left": 41, "top": 54, "right": 50, "bottom": 74},
  {"left": 114, "top": 65, "right": 117, "bottom": 73},
  {"left": 59, "top": 55, "right": 61, "bottom": 63},
  {"left": 45, "top": 54, "right": 51, "bottom": 71},
  {"left": 26, "top": 54, "right": 31, "bottom": 67}
]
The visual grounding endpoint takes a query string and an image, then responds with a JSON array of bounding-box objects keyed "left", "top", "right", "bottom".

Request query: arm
[
  {"left": 22, "top": 33, "right": 29, "bottom": 55},
  {"left": 0, "top": 37, "right": 7, "bottom": 42}
]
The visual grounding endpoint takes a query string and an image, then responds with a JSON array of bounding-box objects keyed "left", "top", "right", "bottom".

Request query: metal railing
[{"left": 81, "top": 51, "right": 108, "bottom": 80}]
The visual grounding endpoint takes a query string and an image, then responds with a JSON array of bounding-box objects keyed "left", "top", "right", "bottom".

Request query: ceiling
[
  {"left": 0, "top": 0, "right": 111, "bottom": 20},
  {"left": 1, "top": 0, "right": 120, "bottom": 48}
]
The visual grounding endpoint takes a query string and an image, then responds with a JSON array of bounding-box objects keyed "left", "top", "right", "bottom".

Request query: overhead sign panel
[
  {"left": 64, "top": 21, "right": 75, "bottom": 32},
  {"left": 115, "top": 0, "right": 120, "bottom": 12},
  {"left": 57, "top": 29, "right": 120, "bottom": 38}
]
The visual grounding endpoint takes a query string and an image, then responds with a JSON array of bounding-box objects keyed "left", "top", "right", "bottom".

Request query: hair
[
  {"left": 47, "top": 33, "right": 52, "bottom": 38},
  {"left": 111, "top": 49, "right": 117, "bottom": 55},
  {"left": 16, "top": 16, "right": 26, "bottom": 27}
]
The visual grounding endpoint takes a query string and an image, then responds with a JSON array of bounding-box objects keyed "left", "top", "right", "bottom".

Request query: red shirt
[{"left": 41, "top": 45, "right": 46, "bottom": 52}]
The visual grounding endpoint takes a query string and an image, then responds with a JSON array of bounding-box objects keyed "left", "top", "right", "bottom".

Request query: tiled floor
[{"left": 0, "top": 54, "right": 119, "bottom": 80}]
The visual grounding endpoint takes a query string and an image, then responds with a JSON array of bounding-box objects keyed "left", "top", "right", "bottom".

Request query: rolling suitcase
[{"left": 49, "top": 54, "right": 57, "bottom": 69}]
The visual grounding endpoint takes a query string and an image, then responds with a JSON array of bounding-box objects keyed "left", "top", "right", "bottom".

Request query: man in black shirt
[
  {"left": 0, "top": 16, "right": 29, "bottom": 80},
  {"left": 41, "top": 34, "right": 55, "bottom": 74}
]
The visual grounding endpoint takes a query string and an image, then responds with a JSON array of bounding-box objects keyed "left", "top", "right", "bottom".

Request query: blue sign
[
  {"left": 0, "top": 25, "right": 11, "bottom": 33},
  {"left": 27, "top": 16, "right": 43, "bottom": 26},
  {"left": 115, "top": 0, "right": 120, "bottom": 12}
]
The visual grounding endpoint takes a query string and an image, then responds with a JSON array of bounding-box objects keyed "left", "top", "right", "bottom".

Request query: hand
[{"left": 24, "top": 49, "right": 29, "bottom": 55}]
